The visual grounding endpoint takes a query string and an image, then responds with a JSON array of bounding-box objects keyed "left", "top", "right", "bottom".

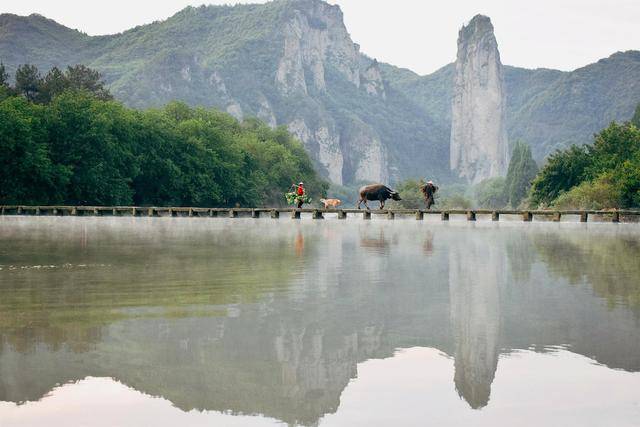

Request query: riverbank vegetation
[
  {"left": 530, "top": 120, "right": 640, "bottom": 209},
  {"left": 0, "top": 64, "right": 327, "bottom": 207},
  {"left": 391, "top": 141, "right": 538, "bottom": 210},
  {"left": 393, "top": 115, "right": 640, "bottom": 212}
]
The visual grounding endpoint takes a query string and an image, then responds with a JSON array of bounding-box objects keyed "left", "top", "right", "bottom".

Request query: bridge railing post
[
  {"left": 337, "top": 210, "right": 347, "bottom": 220},
  {"left": 363, "top": 210, "right": 371, "bottom": 220},
  {"left": 387, "top": 211, "right": 395, "bottom": 220},
  {"left": 522, "top": 211, "right": 533, "bottom": 222},
  {"left": 553, "top": 212, "right": 562, "bottom": 222},
  {"left": 466, "top": 211, "right": 476, "bottom": 221},
  {"left": 415, "top": 210, "right": 424, "bottom": 220},
  {"left": 491, "top": 211, "right": 500, "bottom": 221},
  {"left": 270, "top": 209, "right": 279, "bottom": 219},
  {"left": 580, "top": 212, "right": 588, "bottom": 223},
  {"left": 441, "top": 211, "right": 449, "bottom": 221},
  {"left": 291, "top": 210, "right": 301, "bottom": 220}
]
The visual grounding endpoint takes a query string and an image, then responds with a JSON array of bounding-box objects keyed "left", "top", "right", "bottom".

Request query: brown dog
[{"left": 320, "top": 198, "right": 342, "bottom": 209}]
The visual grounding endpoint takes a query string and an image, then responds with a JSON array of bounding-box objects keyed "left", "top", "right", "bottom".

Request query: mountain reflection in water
[{"left": 0, "top": 217, "right": 639, "bottom": 426}]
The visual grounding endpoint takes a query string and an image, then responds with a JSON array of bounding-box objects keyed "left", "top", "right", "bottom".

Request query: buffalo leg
[{"left": 379, "top": 199, "right": 385, "bottom": 209}]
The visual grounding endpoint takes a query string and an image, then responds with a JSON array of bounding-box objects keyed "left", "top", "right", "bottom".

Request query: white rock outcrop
[
  {"left": 288, "top": 118, "right": 344, "bottom": 185},
  {"left": 274, "top": 1, "right": 388, "bottom": 184},
  {"left": 450, "top": 15, "right": 509, "bottom": 183},
  {"left": 361, "top": 59, "right": 386, "bottom": 99},
  {"left": 276, "top": 3, "right": 360, "bottom": 95}
]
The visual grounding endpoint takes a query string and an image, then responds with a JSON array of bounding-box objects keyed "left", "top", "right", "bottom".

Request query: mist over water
[{"left": 1, "top": 217, "right": 639, "bottom": 426}]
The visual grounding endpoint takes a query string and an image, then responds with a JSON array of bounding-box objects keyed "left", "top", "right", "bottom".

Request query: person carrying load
[
  {"left": 420, "top": 180, "right": 438, "bottom": 210},
  {"left": 285, "top": 182, "right": 311, "bottom": 208}
]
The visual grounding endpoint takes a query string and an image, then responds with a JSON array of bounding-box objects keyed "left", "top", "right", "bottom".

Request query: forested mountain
[
  {"left": 0, "top": 2, "right": 448, "bottom": 185},
  {"left": 1, "top": 0, "right": 639, "bottom": 184},
  {"left": 382, "top": 52, "right": 640, "bottom": 162}
]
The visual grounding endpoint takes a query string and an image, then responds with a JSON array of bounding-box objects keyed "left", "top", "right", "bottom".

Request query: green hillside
[
  {"left": 1, "top": 1, "right": 639, "bottom": 182},
  {"left": 384, "top": 52, "right": 640, "bottom": 162}
]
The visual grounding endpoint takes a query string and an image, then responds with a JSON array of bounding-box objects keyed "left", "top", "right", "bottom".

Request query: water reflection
[
  {"left": 449, "top": 234, "right": 502, "bottom": 408},
  {"left": 1, "top": 218, "right": 639, "bottom": 425}
]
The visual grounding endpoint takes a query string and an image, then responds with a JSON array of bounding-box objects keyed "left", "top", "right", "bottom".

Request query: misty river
[{"left": 1, "top": 216, "right": 639, "bottom": 426}]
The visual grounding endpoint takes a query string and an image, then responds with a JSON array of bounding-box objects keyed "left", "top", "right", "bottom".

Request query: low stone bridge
[{"left": 1, "top": 206, "right": 639, "bottom": 223}]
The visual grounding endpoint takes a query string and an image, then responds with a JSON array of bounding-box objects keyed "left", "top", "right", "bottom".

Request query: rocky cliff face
[
  {"left": 450, "top": 15, "right": 509, "bottom": 183},
  {"left": 274, "top": 1, "right": 387, "bottom": 185},
  {"left": 3, "top": 5, "right": 640, "bottom": 185}
]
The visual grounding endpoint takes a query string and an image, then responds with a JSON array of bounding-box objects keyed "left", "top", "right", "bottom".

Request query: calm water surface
[{"left": 1, "top": 216, "right": 639, "bottom": 426}]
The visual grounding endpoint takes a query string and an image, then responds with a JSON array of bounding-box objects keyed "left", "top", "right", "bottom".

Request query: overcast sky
[{"left": 2, "top": 0, "right": 639, "bottom": 75}]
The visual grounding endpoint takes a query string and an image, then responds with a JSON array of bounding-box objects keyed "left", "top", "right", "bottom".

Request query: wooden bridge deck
[{"left": 1, "top": 205, "right": 639, "bottom": 223}]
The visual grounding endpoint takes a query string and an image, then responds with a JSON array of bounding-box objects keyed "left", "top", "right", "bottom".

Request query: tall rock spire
[{"left": 450, "top": 15, "right": 509, "bottom": 183}]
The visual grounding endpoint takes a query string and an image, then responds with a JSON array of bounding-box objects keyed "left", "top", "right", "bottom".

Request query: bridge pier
[
  {"left": 3, "top": 206, "right": 633, "bottom": 223},
  {"left": 612, "top": 211, "right": 620, "bottom": 223}
]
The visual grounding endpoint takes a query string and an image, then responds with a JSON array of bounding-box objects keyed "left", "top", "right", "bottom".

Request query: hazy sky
[{"left": 2, "top": 0, "right": 639, "bottom": 75}]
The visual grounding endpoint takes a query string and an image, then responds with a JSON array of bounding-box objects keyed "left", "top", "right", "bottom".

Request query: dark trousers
[{"left": 425, "top": 196, "right": 434, "bottom": 210}]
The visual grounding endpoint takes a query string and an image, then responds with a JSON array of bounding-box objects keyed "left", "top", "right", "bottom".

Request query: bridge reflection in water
[{"left": 0, "top": 218, "right": 639, "bottom": 425}]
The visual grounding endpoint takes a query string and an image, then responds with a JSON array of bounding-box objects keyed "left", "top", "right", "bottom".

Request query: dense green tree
[
  {"left": 65, "top": 65, "right": 112, "bottom": 101},
  {"left": 39, "top": 67, "right": 68, "bottom": 103},
  {"left": 504, "top": 141, "right": 538, "bottom": 208},
  {"left": 530, "top": 122, "right": 640, "bottom": 209},
  {"left": 0, "top": 90, "right": 327, "bottom": 207},
  {"left": 44, "top": 91, "right": 139, "bottom": 205},
  {"left": 0, "top": 64, "right": 12, "bottom": 101},
  {"left": 632, "top": 103, "right": 640, "bottom": 127},
  {"left": 0, "top": 97, "right": 69, "bottom": 204},
  {"left": 0, "top": 63, "right": 8, "bottom": 87},
  {"left": 475, "top": 177, "right": 508, "bottom": 209},
  {"left": 14, "top": 64, "right": 42, "bottom": 102},
  {"left": 5, "top": 64, "right": 113, "bottom": 104},
  {"left": 530, "top": 145, "right": 591, "bottom": 207}
]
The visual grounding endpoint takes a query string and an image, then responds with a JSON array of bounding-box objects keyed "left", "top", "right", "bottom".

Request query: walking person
[
  {"left": 420, "top": 180, "right": 438, "bottom": 210},
  {"left": 292, "top": 182, "right": 306, "bottom": 208}
]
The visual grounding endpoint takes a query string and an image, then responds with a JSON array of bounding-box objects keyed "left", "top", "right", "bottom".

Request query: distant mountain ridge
[
  {"left": 1, "top": 1, "right": 639, "bottom": 184},
  {"left": 382, "top": 51, "right": 640, "bottom": 162}
]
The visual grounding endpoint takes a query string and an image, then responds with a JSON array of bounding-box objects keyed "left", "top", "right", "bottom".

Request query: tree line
[
  {"left": 0, "top": 63, "right": 328, "bottom": 207},
  {"left": 392, "top": 109, "right": 640, "bottom": 211},
  {"left": 530, "top": 117, "right": 640, "bottom": 209}
]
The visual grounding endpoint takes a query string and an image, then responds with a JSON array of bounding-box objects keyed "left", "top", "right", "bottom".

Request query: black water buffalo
[{"left": 357, "top": 184, "right": 401, "bottom": 210}]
